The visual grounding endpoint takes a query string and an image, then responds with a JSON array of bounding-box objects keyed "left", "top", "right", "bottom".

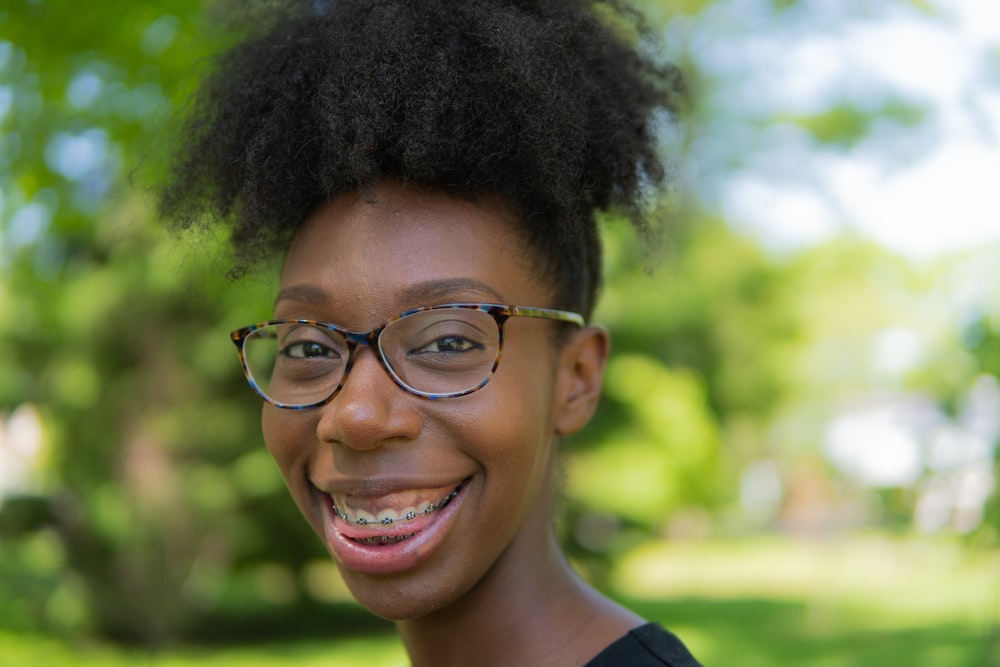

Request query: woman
[{"left": 160, "top": 1, "right": 700, "bottom": 664}]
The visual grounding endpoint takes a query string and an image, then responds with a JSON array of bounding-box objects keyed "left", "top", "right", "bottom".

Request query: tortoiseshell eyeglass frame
[{"left": 230, "top": 303, "right": 585, "bottom": 410}]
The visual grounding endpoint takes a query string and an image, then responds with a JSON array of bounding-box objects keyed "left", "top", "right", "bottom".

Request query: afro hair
[{"left": 158, "top": 0, "right": 684, "bottom": 317}]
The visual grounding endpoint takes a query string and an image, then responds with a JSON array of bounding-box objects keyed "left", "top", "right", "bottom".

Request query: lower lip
[{"left": 320, "top": 483, "right": 466, "bottom": 576}]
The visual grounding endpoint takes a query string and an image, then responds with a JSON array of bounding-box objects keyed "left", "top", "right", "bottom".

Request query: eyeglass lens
[{"left": 242, "top": 308, "right": 501, "bottom": 405}]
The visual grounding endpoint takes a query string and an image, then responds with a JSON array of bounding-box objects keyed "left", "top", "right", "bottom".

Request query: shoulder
[{"left": 583, "top": 623, "right": 704, "bottom": 667}]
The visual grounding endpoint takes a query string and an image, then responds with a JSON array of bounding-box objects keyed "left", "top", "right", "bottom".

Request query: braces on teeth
[
  {"left": 354, "top": 533, "right": 416, "bottom": 545},
  {"left": 333, "top": 489, "right": 459, "bottom": 527}
]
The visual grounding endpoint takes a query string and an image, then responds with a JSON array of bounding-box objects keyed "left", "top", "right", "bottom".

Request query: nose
[{"left": 315, "top": 344, "right": 421, "bottom": 451}]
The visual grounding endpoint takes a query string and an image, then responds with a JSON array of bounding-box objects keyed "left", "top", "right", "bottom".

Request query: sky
[{"left": 681, "top": 0, "right": 1000, "bottom": 260}]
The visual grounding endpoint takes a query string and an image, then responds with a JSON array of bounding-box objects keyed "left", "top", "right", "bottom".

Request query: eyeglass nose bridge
[
  {"left": 327, "top": 325, "right": 403, "bottom": 402},
  {"left": 337, "top": 312, "right": 509, "bottom": 403}
]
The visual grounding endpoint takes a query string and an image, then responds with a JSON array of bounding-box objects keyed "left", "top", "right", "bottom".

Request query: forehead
[{"left": 278, "top": 182, "right": 548, "bottom": 322}]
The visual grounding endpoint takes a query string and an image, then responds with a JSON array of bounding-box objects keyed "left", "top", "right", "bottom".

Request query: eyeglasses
[{"left": 230, "top": 303, "right": 584, "bottom": 410}]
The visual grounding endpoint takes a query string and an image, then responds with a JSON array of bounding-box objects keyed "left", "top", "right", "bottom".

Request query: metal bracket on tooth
[{"left": 333, "top": 489, "right": 459, "bottom": 527}]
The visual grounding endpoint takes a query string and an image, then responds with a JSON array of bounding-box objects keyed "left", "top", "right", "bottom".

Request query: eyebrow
[
  {"left": 274, "top": 278, "right": 507, "bottom": 308},
  {"left": 274, "top": 283, "right": 329, "bottom": 306}
]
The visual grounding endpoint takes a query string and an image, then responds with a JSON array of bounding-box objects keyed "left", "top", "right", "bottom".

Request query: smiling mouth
[{"left": 329, "top": 481, "right": 465, "bottom": 546}]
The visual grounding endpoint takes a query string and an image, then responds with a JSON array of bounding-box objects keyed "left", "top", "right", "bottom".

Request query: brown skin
[{"left": 261, "top": 181, "right": 643, "bottom": 666}]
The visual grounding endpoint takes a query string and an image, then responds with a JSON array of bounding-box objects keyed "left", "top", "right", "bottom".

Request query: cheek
[
  {"left": 466, "top": 346, "right": 561, "bottom": 455},
  {"left": 493, "top": 339, "right": 562, "bottom": 423},
  {"left": 261, "top": 406, "right": 314, "bottom": 477}
]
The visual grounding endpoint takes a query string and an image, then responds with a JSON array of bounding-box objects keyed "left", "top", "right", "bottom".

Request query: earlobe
[{"left": 554, "top": 326, "right": 610, "bottom": 437}]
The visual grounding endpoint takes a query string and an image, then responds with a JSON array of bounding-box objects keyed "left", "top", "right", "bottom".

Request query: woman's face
[{"left": 262, "top": 181, "right": 604, "bottom": 620}]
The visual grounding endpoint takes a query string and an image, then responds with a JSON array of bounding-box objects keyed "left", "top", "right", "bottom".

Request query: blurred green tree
[{"left": 0, "top": 0, "right": 326, "bottom": 643}]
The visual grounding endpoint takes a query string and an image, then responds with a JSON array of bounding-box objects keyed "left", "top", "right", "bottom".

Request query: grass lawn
[
  {"left": 2, "top": 534, "right": 996, "bottom": 666},
  {"left": 612, "top": 534, "right": 998, "bottom": 666}
]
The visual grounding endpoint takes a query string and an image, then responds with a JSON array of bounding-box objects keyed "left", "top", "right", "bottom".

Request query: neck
[{"left": 396, "top": 511, "right": 643, "bottom": 667}]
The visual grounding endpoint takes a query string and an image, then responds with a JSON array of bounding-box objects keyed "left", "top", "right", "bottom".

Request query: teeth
[
  {"left": 352, "top": 532, "right": 417, "bottom": 546},
  {"left": 334, "top": 489, "right": 460, "bottom": 527}
]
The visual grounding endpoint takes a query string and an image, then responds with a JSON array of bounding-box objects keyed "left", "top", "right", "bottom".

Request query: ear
[{"left": 553, "top": 326, "right": 610, "bottom": 437}]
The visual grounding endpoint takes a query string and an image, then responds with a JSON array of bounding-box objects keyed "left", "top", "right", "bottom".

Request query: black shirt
[{"left": 584, "top": 623, "right": 703, "bottom": 666}]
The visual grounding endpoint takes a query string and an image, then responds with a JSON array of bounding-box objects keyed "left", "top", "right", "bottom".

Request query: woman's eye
[
  {"left": 282, "top": 341, "right": 335, "bottom": 359},
  {"left": 416, "top": 335, "right": 483, "bottom": 354}
]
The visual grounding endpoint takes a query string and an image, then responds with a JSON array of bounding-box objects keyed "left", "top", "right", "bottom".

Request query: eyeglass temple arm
[{"left": 510, "top": 306, "right": 585, "bottom": 326}]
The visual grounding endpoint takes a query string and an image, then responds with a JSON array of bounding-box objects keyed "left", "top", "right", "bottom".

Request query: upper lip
[{"left": 312, "top": 476, "right": 469, "bottom": 499}]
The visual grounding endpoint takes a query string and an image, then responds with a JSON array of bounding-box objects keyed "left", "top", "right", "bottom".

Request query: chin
[{"left": 335, "top": 566, "right": 465, "bottom": 622}]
